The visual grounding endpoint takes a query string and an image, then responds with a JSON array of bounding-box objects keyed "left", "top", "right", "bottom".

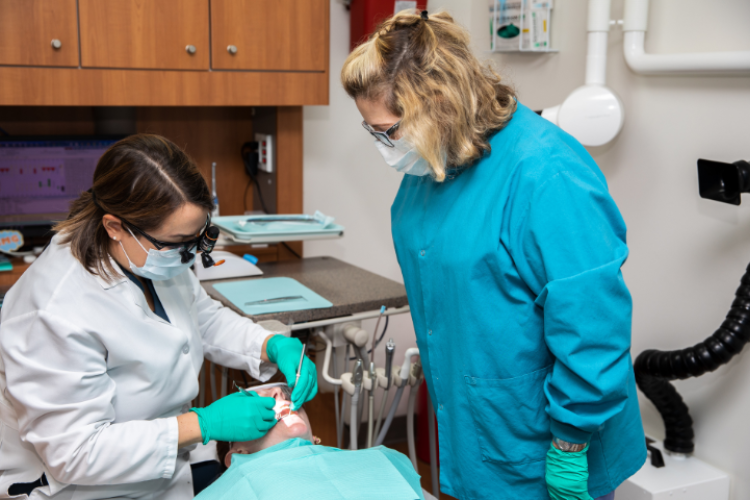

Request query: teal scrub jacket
[{"left": 391, "top": 103, "right": 647, "bottom": 500}]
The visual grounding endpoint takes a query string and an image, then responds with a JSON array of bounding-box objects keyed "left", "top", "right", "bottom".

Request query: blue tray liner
[{"left": 213, "top": 277, "right": 333, "bottom": 315}]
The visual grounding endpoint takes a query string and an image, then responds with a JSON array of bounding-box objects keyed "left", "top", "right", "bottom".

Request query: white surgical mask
[
  {"left": 119, "top": 228, "right": 195, "bottom": 281},
  {"left": 374, "top": 138, "right": 433, "bottom": 177}
]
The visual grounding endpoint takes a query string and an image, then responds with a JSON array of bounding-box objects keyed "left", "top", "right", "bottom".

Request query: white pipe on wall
[
  {"left": 540, "top": 0, "right": 624, "bottom": 147},
  {"left": 586, "top": 32, "right": 609, "bottom": 85},
  {"left": 623, "top": 0, "right": 750, "bottom": 75},
  {"left": 585, "top": 0, "right": 611, "bottom": 85}
]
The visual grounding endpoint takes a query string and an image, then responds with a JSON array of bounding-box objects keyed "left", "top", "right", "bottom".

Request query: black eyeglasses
[
  {"left": 122, "top": 215, "right": 211, "bottom": 263},
  {"left": 362, "top": 120, "right": 401, "bottom": 147}
]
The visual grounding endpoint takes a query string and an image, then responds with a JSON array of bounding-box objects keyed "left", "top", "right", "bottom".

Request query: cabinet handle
[
  {"left": 51, "top": 39, "right": 62, "bottom": 50},
  {"left": 186, "top": 45, "right": 197, "bottom": 55},
  {"left": 227, "top": 45, "right": 238, "bottom": 55}
]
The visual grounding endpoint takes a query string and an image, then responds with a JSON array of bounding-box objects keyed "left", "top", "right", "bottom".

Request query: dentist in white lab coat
[{"left": 0, "top": 134, "right": 318, "bottom": 499}]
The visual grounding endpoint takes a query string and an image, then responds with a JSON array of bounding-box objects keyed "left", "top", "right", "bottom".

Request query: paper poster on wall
[{"left": 489, "top": 0, "right": 552, "bottom": 52}]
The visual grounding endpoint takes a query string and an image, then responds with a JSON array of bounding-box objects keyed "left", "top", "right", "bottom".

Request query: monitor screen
[{"left": 0, "top": 137, "right": 120, "bottom": 227}]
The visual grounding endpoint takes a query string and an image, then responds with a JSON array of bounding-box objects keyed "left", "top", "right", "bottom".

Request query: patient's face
[{"left": 225, "top": 385, "right": 315, "bottom": 467}]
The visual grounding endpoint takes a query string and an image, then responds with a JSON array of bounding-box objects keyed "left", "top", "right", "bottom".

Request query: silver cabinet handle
[
  {"left": 227, "top": 45, "right": 238, "bottom": 55},
  {"left": 51, "top": 39, "right": 62, "bottom": 50},
  {"left": 186, "top": 45, "right": 197, "bottom": 55}
]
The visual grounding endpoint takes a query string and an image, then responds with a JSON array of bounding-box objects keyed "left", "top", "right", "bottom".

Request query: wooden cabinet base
[{"left": 0, "top": 67, "right": 328, "bottom": 106}]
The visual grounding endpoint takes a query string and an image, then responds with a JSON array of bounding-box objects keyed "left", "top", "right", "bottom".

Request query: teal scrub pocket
[{"left": 464, "top": 365, "right": 553, "bottom": 471}]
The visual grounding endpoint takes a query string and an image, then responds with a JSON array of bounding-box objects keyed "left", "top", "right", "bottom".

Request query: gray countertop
[{"left": 202, "top": 256, "right": 408, "bottom": 324}]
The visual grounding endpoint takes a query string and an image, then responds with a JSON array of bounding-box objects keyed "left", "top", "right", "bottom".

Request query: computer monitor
[{"left": 0, "top": 137, "right": 121, "bottom": 235}]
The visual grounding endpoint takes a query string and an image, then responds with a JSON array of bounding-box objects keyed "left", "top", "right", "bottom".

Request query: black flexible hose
[{"left": 634, "top": 261, "right": 750, "bottom": 454}]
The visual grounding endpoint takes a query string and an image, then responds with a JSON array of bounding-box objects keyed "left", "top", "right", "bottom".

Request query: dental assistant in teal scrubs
[{"left": 342, "top": 10, "right": 646, "bottom": 500}]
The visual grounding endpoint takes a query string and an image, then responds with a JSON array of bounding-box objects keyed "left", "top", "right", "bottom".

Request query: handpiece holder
[{"left": 697, "top": 158, "right": 750, "bottom": 205}]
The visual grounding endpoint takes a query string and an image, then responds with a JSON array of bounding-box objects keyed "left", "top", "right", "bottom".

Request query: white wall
[
  {"left": 431, "top": 0, "right": 750, "bottom": 497},
  {"left": 303, "top": 2, "right": 417, "bottom": 416},
  {"left": 304, "top": 2, "right": 750, "bottom": 492}
]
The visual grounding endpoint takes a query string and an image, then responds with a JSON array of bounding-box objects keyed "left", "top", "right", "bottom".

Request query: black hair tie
[{"left": 421, "top": 10, "right": 429, "bottom": 20}]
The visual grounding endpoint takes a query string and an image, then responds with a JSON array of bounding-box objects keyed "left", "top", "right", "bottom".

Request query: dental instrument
[
  {"left": 237, "top": 212, "right": 334, "bottom": 227},
  {"left": 339, "top": 344, "right": 350, "bottom": 449},
  {"left": 374, "top": 347, "right": 420, "bottom": 447},
  {"left": 350, "top": 360, "right": 363, "bottom": 450},
  {"left": 244, "top": 295, "right": 305, "bottom": 306},
  {"left": 367, "top": 361, "right": 377, "bottom": 448},
  {"left": 293, "top": 337, "right": 308, "bottom": 395},
  {"left": 373, "top": 338, "right": 395, "bottom": 440},
  {"left": 343, "top": 324, "right": 370, "bottom": 431},
  {"left": 332, "top": 343, "right": 341, "bottom": 449}
]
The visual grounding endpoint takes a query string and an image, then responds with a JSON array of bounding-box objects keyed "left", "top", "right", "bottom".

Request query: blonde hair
[{"left": 341, "top": 10, "right": 516, "bottom": 181}]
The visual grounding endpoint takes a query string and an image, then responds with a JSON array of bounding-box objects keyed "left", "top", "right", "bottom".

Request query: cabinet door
[
  {"left": 211, "top": 0, "right": 328, "bottom": 71},
  {"left": 79, "top": 0, "right": 209, "bottom": 70},
  {"left": 0, "top": 0, "right": 79, "bottom": 67}
]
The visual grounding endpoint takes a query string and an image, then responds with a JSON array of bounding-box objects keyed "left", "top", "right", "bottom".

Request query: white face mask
[
  {"left": 374, "top": 137, "right": 433, "bottom": 177},
  {"left": 119, "top": 228, "right": 195, "bottom": 281}
]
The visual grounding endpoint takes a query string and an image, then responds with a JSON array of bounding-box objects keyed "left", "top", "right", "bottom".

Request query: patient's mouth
[{"left": 273, "top": 400, "right": 302, "bottom": 427}]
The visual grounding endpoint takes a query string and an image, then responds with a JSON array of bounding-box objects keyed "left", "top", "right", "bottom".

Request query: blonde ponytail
[{"left": 342, "top": 10, "right": 516, "bottom": 181}]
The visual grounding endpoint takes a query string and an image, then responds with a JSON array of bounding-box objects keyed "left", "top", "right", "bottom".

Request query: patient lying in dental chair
[{"left": 196, "top": 383, "right": 425, "bottom": 500}]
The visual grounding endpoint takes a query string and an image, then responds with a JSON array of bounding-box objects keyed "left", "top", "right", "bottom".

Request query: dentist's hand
[
  {"left": 545, "top": 442, "right": 594, "bottom": 500},
  {"left": 265, "top": 335, "right": 318, "bottom": 410},
  {"left": 190, "top": 391, "right": 275, "bottom": 445}
]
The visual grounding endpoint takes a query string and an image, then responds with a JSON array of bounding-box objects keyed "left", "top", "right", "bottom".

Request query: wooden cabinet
[
  {"left": 0, "top": 0, "right": 329, "bottom": 106},
  {"left": 0, "top": 0, "right": 79, "bottom": 67},
  {"left": 78, "top": 0, "right": 210, "bottom": 70},
  {"left": 211, "top": 0, "right": 328, "bottom": 71}
]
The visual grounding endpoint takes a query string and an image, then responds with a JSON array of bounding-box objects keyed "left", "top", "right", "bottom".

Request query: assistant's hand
[
  {"left": 265, "top": 335, "right": 318, "bottom": 410},
  {"left": 545, "top": 442, "right": 594, "bottom": 500},
  {"left": 190, "top": 391, "right": 276, "bottom": 445}
]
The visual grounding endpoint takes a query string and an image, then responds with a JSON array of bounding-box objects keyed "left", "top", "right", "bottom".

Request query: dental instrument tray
[
  {"left": 211, "top": 211, "right": 344, "bottom": 244},
  {"left": 212, "top": 277, "right": 333, "bottom": 316}
]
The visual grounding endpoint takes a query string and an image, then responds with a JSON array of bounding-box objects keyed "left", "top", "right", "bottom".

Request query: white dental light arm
[{"left": 541, "top": 0, "right": 624, "bottom": 147}]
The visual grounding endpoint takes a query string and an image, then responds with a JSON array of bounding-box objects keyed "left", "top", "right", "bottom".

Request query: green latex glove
[
  {"left": 191, "top": 391, "right": 275, "bottom": 445},
  {"left": 265, "top": 334, "right": 318, "bottom": 410},
  {"left": 545, "top": 442, "right": 594, "bottom": 500}
]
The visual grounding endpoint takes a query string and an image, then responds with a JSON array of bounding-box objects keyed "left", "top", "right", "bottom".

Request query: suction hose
[
  {"left": 634, "top": 260, "right": 750, "bottom": 454},
  {"left": 374, "top": 385, "right": 405, "bottom": 447}
]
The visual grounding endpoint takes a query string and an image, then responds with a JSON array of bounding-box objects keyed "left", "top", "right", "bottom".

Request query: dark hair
[{"left": 54, "top": 134, "right": 213, "bottom": 280}]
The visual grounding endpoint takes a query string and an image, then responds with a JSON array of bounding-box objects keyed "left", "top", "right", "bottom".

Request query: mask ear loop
[
  {"left": 126, "top": 227, "right": 151, "bottom": 256},
  {"left": 118, "top": 240, "right": 137, "bottom": 269}
]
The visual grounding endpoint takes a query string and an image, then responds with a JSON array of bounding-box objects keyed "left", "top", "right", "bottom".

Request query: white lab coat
[{"left": 0, "top": 236, "right": 277, "bottom": 499}]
